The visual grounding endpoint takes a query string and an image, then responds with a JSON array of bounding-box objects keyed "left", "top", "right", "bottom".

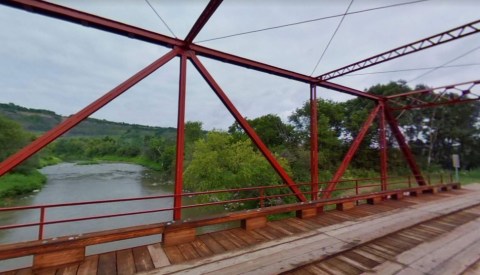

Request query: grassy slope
[{"left": 0, "top": 171, "right": 46, "bottom": 202}]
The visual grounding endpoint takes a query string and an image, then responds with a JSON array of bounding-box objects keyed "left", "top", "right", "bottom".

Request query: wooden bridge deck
[{"left": 2, "top": 185, "right": 479, "bottom": 275}]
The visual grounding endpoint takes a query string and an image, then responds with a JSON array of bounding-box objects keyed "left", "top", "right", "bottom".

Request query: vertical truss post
[
  {"left": 379, "top": 102, "right": 388, "bottom": 191},
  {"left": 310, "top": 84, "right": 319, "bottom": 200},
  {"left": 189, "top": 53, "right": 307, "bottom": 202},
  {"left": 384, "top": 104, "right": 426, "bottom": 185},
  {"left": 0, "top": 49, "right": 179, "bottom": 177},
  {"left": 174, "top": 53, "right": 187, "bottom": 220},
  {"left": 323, "top": 104, "right": 381, "bottom": 198}
]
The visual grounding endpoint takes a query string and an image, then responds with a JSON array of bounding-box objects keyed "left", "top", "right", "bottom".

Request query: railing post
[
  {"left": 173, "top": 53, "right": 188, "bottom": 221},
  {"left": 408, "top": 175, "right": 412, "bottom": 188},
  {"left": 310, "top": 84, "right": 319, "bottom": 200},
  {"left": 259, "top": 188, "right": 265, "bottom": 208},
  {"left": 38, "top": 207, "right": 45, "bottom": 240},
  {"left": 355, "top": 180, "right": 359, "bottom": 196}
]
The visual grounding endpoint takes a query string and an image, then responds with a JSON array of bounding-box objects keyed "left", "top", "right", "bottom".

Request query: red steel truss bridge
[{"left": 0, "top": 1, "right": 479, "bottom": 274}]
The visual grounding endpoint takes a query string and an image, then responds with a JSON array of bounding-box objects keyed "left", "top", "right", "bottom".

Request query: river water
[
  {"left": 0, "top": 162, "right": 240, "bottom": 271},
  {"left": 0, "top": 163, "right": 235, "bottom": 260}
]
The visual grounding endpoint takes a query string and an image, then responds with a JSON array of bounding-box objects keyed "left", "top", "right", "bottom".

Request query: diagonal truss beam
[
  {"left": 0, "top": 49, "right": 179, "bottom": 177},
  {"left": 0, "top": 0, "right": 379, "bottom": 101},
  {"left": 189, "top": 52, "right": 307, "bottom": 202},
  {"left": 184, "top": 0, "right": 223, "bottom": 44},
  {"left": 322, "top": 104, "right": 381, "bottom": 198},
  {"left": 384, "top": 104, "right": 426, "bottom": 185},
  {"left": 317, "top": 19, "right": 480, "bottom": 81}
]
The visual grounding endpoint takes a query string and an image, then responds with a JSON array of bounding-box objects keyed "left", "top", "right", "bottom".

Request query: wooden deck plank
[
  {"left": 329, "top": 257, "right": 364, "bottom": 274},
  {"left": 209, "top": 232, "right": 238, "bottom": 251},
  {"left": 229, "top": 228, "right": 258, "bottom": 245},
  {"left": 246, "top": 229, "right": 269, "bottom": 242},
  {"left": 315, "top": 260, "right": 349, "bottom": 275},
  {"left": 190, "top": 239, "right": 214, "bottom": 258},
  {"left": 147, "top": 243, "right": 171, "bottom": 269},
  {"left": 163, "top": 246, "right": 186, "bottom": 265},
  {"left": 266, "top": 222, "right": 294, "bottom": 236},
  {"left": 177, "top": 243, "right": 200, "bottom": 261},
  {"left": 271, "top": 220, "right": 304, "bottom": 234},
  {"left": 77, "top": 255, "right": 99, "bottom": 275},
  {"left": 148, "top": 190, "right": 480, "bottom": 275},
  {"left": 350, "top": 247, "right": 388, "bottom": 264},
  {"left": 462, "top": 258, "right": 480, "bottom": 275},
  {"left": 252, "top": 227, "right": 277, "bottom": 240},
  {"left": 220, "top": 230, "right": 249, "bottom": 248},
  {"left": 197, "top": 234, "right": 226, "bottom": 254},
  {"left": 303, "top": 264, "right": 331, "bottom": 275},
  {"left": 55, "top": 265, "right": 78, "bottom": 275},
  {"left": 116, "top": 249, "right": 135, "bottom": 275},
  {"left": 97, "top": 252, "right": 116, "bottom": 275},
  {"left": 283, "top": 219, "right": 310, "bottom": 232},
  {"left": 132, "top": 246, "right": 154, "bottom": 272}
]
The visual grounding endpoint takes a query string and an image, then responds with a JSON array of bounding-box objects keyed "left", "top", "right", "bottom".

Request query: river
[{"left": 0, "top": 162, "right": 236, "bottom": 270}]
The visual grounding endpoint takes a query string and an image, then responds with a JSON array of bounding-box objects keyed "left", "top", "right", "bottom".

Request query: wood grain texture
[{"left": 33, "top": 247, "right": 85, "bottom": 270}]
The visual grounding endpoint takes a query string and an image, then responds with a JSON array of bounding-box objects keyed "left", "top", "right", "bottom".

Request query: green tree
[
  {"left": 0, "top": 115, "right": 39, "bottom": 173},
  {"left": 228, "top": 114, "right": 298, "bottom": 149},
  {"left": 184, "top": 131, "right": 295, "bottom": 208}
]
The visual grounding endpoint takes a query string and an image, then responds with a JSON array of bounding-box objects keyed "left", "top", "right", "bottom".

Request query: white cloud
[{"left": 1, "top": 0, "right": 479, "bottom": 130}]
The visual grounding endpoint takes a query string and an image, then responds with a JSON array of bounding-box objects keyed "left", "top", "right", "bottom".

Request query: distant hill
[{"left": 0, "top": 103, "right": 176, "bottom": 139}]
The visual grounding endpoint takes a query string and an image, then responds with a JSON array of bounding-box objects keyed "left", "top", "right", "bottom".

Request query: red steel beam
[
  {"left": 0, "top": 49, "right": 179, "bottom": 177},
  {"left": 322, "top": 104, "right": 381, "bottom": 198},
  {"left": 393, "top": 98, "right": 480, "bottom": 110},
  {"left": 189, "top": 53, "right": 307, "bottom": 202},
  {"left": 378, "top": 103, "right": 388, "bottom": 191},
  {"left": 386, "top": 80, "right": 480, "bottom": 99},
  {"left": 0, "top": 0, "right": 183, "bottom": 48},
  {"left": 317, "top": 19, "right": 480, "bottom": 81},
  {"left": 384, "top": 104, "right": 426, "bottom": 185},
  {"left": 0, "top": 0, "right": 380, "bottom": 101},
  {"left": 310, "top": 84, "right": 319, "bottom": 200},
  {"left": 184, "top": 0, "right": 223, "bottom": 44},
  {"left": 173, "top": 53, "right": 188, "bottom": 220}
]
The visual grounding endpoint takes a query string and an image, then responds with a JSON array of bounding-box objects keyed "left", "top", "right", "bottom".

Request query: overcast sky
[{"left": 0, "top": 0, "right": 479, "bottom": 130}]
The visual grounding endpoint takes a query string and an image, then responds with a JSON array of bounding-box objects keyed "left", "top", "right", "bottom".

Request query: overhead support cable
[
  {"left": 196, "top": 0, "right": 428, "bottom": 43},
  {"left": 407, "top": 45, "right": 480, "bottom": 83},
  {"left": 317, "top": 19, "right": 480, "bottom": 81},
  {"left": 0, "top": 0, "right": 379, "bottom": 101},
  {"left": 144, "top": 0, "right": 177, "bottom": 38},
  {"left": 310, "top": 0, "right": 354, "bottom": 76}
]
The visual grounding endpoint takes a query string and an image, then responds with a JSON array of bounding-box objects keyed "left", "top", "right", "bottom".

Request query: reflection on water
[
  {"left": 0, "top": 162, "right": 239, "bottom": 271},
  {"left": 0, "top": 162, "right": 236, "bottom": 246},
  {"left": 0, "top": 163, "right": 178, "bottom": 244}
]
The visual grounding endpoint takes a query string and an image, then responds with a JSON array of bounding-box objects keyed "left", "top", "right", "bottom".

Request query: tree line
[{"left": 1, "top": 81, "right": 479, "bottom": 202}]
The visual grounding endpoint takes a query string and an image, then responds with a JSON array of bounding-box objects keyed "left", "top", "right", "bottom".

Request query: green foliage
[
  {"left": 0, "top": 171, "right": 46, "bottom": 201},
  {"left": 229, "top": 114, "right": 298, "bottom": 149},
  {"left": 459, "top": 169, "right": 480, "bottom": 185},
  {"left": 184, "top": 131, "right": 295, "bottom": 209}
]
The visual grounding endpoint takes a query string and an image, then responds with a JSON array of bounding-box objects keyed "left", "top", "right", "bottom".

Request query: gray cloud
[{"left": 1, "top": 0, "right": 479, "bottom": 130}]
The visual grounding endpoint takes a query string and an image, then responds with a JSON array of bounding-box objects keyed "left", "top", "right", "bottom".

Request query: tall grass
[
  {"left": 459, "top": 169, "right": 480, "bottom": 185},
  {"left": 0, "top": 171, "right": 47, "bottom": 201}
]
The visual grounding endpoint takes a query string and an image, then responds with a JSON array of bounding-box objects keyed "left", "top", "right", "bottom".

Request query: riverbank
[{"left": 0, "top": 170, "right": 46, "bottom": 204}]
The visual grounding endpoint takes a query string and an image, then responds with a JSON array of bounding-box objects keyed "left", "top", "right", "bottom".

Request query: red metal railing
[{"left": 0, "top": 174, "right": 450, "bottom": 243}]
